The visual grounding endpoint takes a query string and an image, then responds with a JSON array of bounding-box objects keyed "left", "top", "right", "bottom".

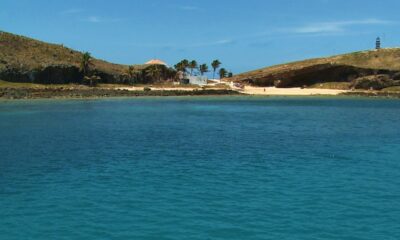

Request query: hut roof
[{"left": 145, "top": 59, "right": 167, "bottom": 66}]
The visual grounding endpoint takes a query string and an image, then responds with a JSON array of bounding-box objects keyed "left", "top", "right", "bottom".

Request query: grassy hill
[
  {"left": 0, "top": 31, "right": 127, "bottom": 75},
  {"left": 0, "top": 31, "right": 178, "bottom": 85},
  {"left": 230, "top": 49, "right": 400, "bottom": 89}
]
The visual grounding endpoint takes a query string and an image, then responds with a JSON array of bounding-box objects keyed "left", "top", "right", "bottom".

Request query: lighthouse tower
[{"left": 376, "top": 37, "right": 381, "bottom": 50}]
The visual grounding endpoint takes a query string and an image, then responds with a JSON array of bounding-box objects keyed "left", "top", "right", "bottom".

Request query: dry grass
[
  {"left": 308, "top": 82, "right": 352, "bottom": 90},
  {"left": 0, "top": 31, "right": 127, "bottom": 75},
  {"left": 0, "top": 80, "right": 43, "bottom": 88},
  {"left": 381, "top": 86, "right": 400, "bottom": 92},
  {"left": 230, "top": 48, "right": 400, "bottom": 82}
]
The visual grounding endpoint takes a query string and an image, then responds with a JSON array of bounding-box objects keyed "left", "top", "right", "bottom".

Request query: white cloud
[
  {"left": 61, "top": 9, "right": 83, "bottom": 15},
  {"left": 188, "top": 39, "right": 235, "bottom": 48},
  {"left": 127, "top": 38, "right": 234, "bottom": 49},
  {"left": 82, "top": 16, "right": 122, "bottom": 23},
  {"left": 292, "top": 19, "right": 395, "bottom": 34},
  {"left": 214, "top": 39, "right": 234, "bottom": 45},
  {"left": 86, "top": 16, "right": 101, "bottom": 23}
]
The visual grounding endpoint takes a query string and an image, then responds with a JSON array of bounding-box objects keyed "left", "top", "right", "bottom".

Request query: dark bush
[{"left": 350, "top": 75, "right": 398, "bottom": 90}]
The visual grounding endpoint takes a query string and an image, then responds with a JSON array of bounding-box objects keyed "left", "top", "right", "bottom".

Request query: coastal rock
[
  {"left": 350, "top": 75, "right": 400, "bottom": 90},
  {"left": 248, "top": 64, "right": 395, "bottom": 88},
  {"left": 35, "top": 65, "right": 83, "bottom": 84},
  {"left": 230, "top": 49, "right": 400, "bottom": 88}
]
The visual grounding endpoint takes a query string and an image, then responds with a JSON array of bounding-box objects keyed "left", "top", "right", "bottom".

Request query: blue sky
[{"left": 1, "top": 0, "right": 400, "bottom": 73}]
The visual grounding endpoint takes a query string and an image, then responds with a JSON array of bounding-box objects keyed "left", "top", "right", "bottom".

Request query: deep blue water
[{"left": 1, "top": 96, "right": 400, "bottom": 240}]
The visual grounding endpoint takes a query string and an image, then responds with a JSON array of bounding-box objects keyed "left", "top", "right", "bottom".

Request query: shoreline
[
  {"left": 238, "top": 86, "right": 348, "bottom": 96},
  {"left": 0, "top": 87, "right": 240, "bottom": 100},
  {"left": 236, "top": 86, "right": 400, "bottom": 98},
  {"left": 1, "top": 86, "right": 400, "bottom": 100}
]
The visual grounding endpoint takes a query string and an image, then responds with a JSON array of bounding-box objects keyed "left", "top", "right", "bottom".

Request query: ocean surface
[{"left": 1, "top": 96, "right": 400, "bottom": 240}]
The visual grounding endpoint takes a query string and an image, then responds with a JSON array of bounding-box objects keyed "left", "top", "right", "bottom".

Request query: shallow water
[{"left": 1, "top": 96, "right": 400, "bottom": 239}]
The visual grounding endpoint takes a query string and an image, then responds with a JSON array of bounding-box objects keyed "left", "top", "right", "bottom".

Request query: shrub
[{"left": 350, "top": 75, "right": 398, "bottom": 90}]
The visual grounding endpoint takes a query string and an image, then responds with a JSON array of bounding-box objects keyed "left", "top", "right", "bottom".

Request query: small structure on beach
[
  {"left": 179, "top": 74, "right": 208, "bottom": 86},
  {"left": 187, "top": 76, "right": 208, "bottom": 86}
]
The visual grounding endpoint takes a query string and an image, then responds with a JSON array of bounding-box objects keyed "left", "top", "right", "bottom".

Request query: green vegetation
[
  {"left": 80, "top": 52, "right": 100, "bottom": 87},
  {"left": 174, "top": 59, "right": 227, "bottom": 80},
  {"left": 0, "top": 31, "right": 230, "bottom": 87},
  {"left": 189, "top": 60, "right": 198, "bottom": 75},
  {"left": 80, "top": 52, "right": 92, "bottom": 77},
  {"left": 174, "top": 59, "right": 190, "bottom": 73},
  {"left": 199, "top": 64, "right": 209, "bottom": 76},
  {"left": 219, "top": 68, "right": 227, "bottom": 79},
  {"left": 0, "top": 31, "right": 126, "bottom": 79},
  {"left": 126, "top": 66, "right": 141, "bottom": 85},
  {"left": 0, "top": 87, "right": 240, "bottom": 99},
  {"left": 145, "top": 65, "right": 162, "bottom": 82},
  {"left": 175, "top": 59, "right": 203, "bottom": 76},
  {"left": 349, "top": 75, "right": 399, "bottom": 90},
  {"left": 211, "top": 60, "right": 222, "bottom": 79}
]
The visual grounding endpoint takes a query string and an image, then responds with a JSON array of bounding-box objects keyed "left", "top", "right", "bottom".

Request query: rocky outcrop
[
  {"left": 243, "top": 63, "right": 397, "bottom": 88},
  {"left": 0, "top": 65, "right": 126, "bottom": 84},
  {"left": 0, "top": 65, "right": 83, "bottom": 84},
  {"left": 34, "top": 65, "right": 83, "bottom": 84},
  {"left": 350, "top": 74, "right": 400, "bottom": 90},
  {"left": 231, "top": 48, "right": 400, "bottom": 89}
]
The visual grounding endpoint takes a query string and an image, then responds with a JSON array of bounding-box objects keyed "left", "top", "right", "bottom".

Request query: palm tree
[
  {"left": 199, "top": 64, "right": 209, "bottom": 76},
  {"left": 174, "top": 62, "right": 184, "bottom": 72},
  {"left": 174, "top": 59, "right": 190, "bottom": 73},
  {"left": 181, "top": 59, "right": 189, "bottom": 71},
  {"left": 189, "top": 60, "right": 198, "bottom": 75},
  {"left": 146, "top": 65, "right": 162, "bottom": 82},
  {"left": 127, "top": 66, "right": 141, "bottom": 84},
  {"left": 127, "top": 66, "right": 135, "bottom": 78},
  {"left": 80, "top": 52, "right": 92, "bottom": 77},
  {"left": 211, "top": 60, "right": 221, "bottom": 79},
  {"left": 219, "top": 68, "right": 227, "bottom": 80}
]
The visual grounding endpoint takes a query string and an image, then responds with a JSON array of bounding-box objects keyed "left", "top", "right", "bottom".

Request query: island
[{"left": 1, "top": 30, "right": 400, "bottom": 99}]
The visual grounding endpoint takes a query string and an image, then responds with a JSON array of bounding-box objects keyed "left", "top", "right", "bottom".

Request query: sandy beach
[
  {"left": 239, "top": 86, "right": 349, "bottom": 96},
  {"left": 118, "top": 86, "right": 196, "bottom": 92},
  {"left": 118, "top": 85, "right": 349, "bottom": 96}
]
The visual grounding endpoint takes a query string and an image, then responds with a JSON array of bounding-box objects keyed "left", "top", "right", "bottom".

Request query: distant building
[
  {"left": 187, "top": 76, "right": 208, "bottom": 85},
  {"left": 376, "top": 37, "right": 381, "bottom": 50},
  {"left": 180, "top": 75, "right": 208, "bottom": 86},
  {"left": 145, "top": 59, "right": 168, "bottom": 66}
]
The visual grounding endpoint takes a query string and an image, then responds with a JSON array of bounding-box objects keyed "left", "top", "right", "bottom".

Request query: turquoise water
[{"left": 1, "top": 97, "right": 400, "bottom": 239}]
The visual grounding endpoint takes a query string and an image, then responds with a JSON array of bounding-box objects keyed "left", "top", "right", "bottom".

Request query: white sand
[
  {"left": 118, "top": 87, "right": 196, "bottom": 91},
  {"left": 239, "top": 86, "right": 348, "bottom": 96},
  {"left": 118, "top": 85, "right": 348, "bottom": 96}
]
